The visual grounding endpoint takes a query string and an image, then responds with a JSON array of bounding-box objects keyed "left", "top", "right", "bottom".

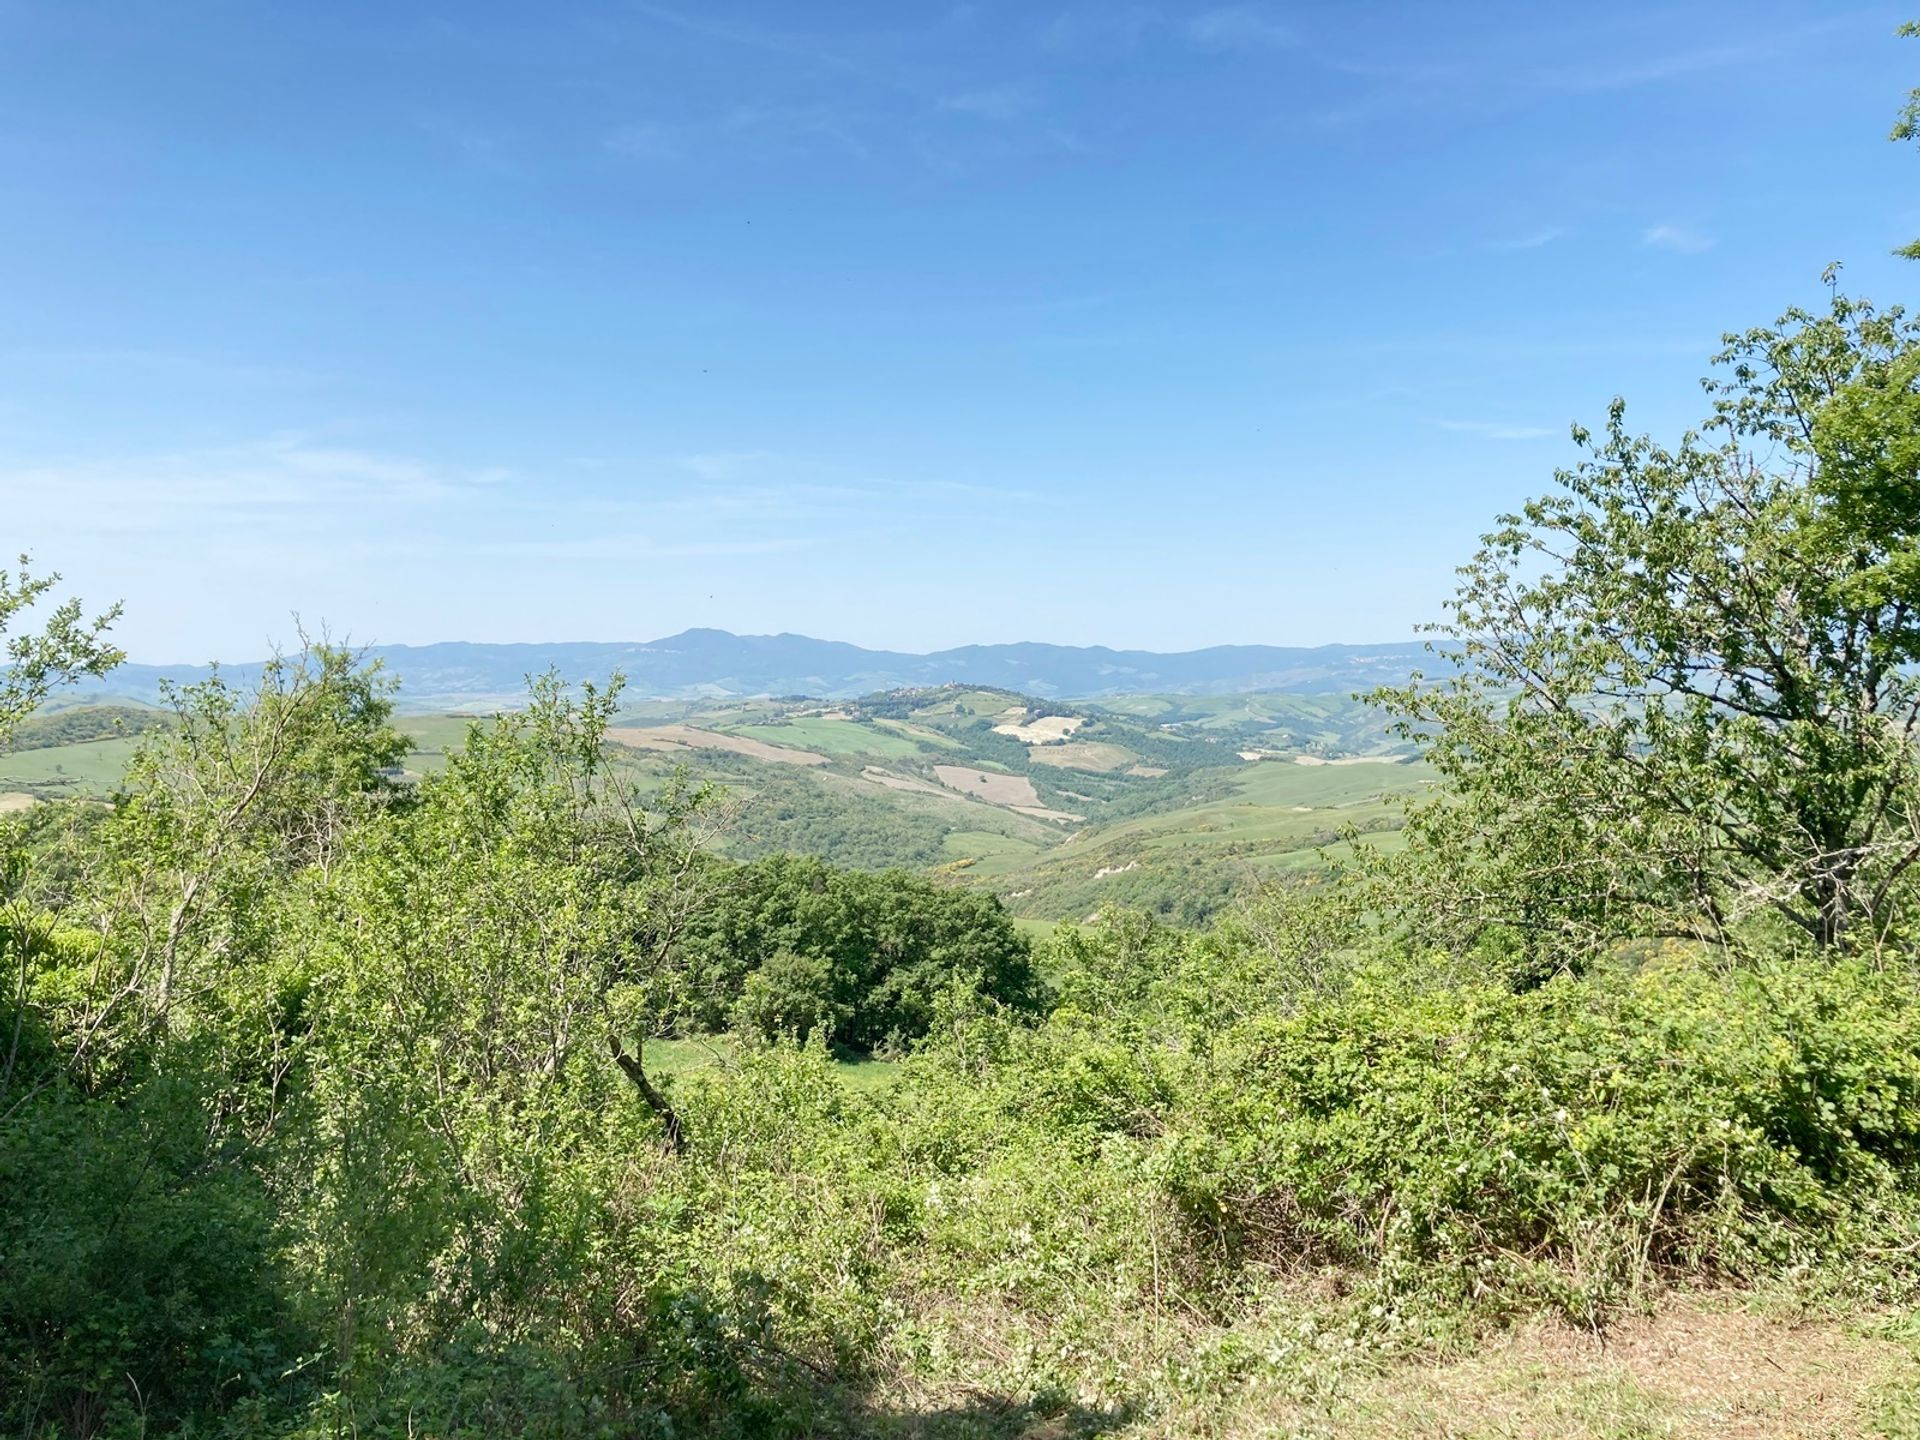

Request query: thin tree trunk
[{"left": 608, "top": 1033, "right": 686, "bottom": 1154}]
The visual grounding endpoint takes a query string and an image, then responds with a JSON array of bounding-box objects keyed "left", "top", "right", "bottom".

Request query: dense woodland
[{"left": 3, "top": 279, "right": 1920, "bottom": 1436}]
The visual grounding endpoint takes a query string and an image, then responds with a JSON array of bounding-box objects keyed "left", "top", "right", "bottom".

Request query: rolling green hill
[{"left": 1, "top": 688, "right": 1429, "bottom": 921}]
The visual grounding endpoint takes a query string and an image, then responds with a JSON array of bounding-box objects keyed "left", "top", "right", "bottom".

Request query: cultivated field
[
  {"left": 606, "top": 723, "right": 828, "bottom": 765},
  {"left": 1029, "top": 740, "right": 1136, "bottom": 771}
]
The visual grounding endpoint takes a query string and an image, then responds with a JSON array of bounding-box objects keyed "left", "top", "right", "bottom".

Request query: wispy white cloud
[
  {"left": 0, "top": 435, "right": 505, "bottom": 530},
  {"left": 1040, "top": 4, "right": 1299, "bottom": 58},
  {"left": 941, "top": 84, "right": 1039, "bottom": 121},
  {"left": 469, "top": 534, "right": 818, "bottom": 562},
  {"left": 1486, "top": 226, "right": 1567, "bottom": 252},
  {"left": 1186, "top": 6, "right": 1298, "bottom": 52},
  {"left": 1, "top": 437, "right": 1041, "bottom": 566},
  {"left": 627, "top": 2, "right": 868, "bottom": 76},
  {"left": 723, "top": 102, "right": 875, "bottom": 161},
  {"left": 1533, "top": 16, "right": 1858, "bottom": 95},
  {"left": 1309, "top": 13, "right": 1859, "bottom": 130},
  {"left": 1434, "top": 419, "right": 1555, "bottom": 441},
  {"left": 1036, "top": 6, "right": 1159, "bottom": 58},
  {"left": 676, "top": 450, "right": 780, "bottom": 482},
  {"left": 0, "top": 345, "right": 330, "bottom": 389},
  {"left": 1641, "top": 222, "right": 1715, "bottom": 254}
]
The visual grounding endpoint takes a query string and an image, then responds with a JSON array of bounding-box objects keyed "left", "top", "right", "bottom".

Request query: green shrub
[
  {"left": 0, "top": 1070, "right": 301, "bottom": 1438},
  {"left": 734, "top": 948, "right": 851, "bottom": 1043},
  {"left": 668, "top": 853, "right": 1046, "bottom": 1051},
  {"left": 1159, "top": 950, "right": 1920, "bottom": 1321}
]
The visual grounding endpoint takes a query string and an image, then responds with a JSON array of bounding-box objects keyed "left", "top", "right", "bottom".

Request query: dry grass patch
[
  {"left": 605, "top": 724, "right": 828, "bottom": 766},
  {"left": 860, "top": 766, "right": 953, "bottom": 797},
  {"left": 0, "top": 792, "right": 35, "bottom": 813},
  {"left": 934, "top": 765, "right": 1043, "bottom": 808},
  {"left": 1012, "top": 805, "right": 1084, "bottom": 823},
  {"left": 933, "top": 765, "right": 1083, "bottom": 823},
  {"left": 993, "top": 714, "right": 1085, "bottom": 743},
  {"left": 841, "top": 1296, "right": 1915, "bottom": 1438},
  {"left": 1031, "top": 742, "right": 1135, "bottom": 773},
  {"left": 1190, "top": 1300, "right": 1916, "bottom": 1440}
]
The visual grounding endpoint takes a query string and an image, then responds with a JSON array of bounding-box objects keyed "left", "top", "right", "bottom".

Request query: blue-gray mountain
[{"left": 69, "top": 629, "right": 1442, "bottom": 710}]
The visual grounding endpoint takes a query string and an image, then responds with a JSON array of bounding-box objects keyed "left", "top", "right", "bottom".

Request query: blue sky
[{"left": 2, "top": 1, "right": 1915, "bottom": 661}]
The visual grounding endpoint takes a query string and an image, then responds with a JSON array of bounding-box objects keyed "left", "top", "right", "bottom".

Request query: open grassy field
[
  {"left": 937, "top": 828, "right": 1047, "bottom": 876},
  {"left": 396, "top": 713, "right": 479, "bottom": 773},
  {"left": 0, "top": 735, "right": 145, "bottom": 796},
  {"left": 1145, "top": 1295, "right": 1920, "bottom": 1439},
  {"left": 870, "top": 717, "right": 966, "bottom": 750},
  {"left": 969, "top": 755, "right": 1433, "bottom": 921},
  {"left": 1104, "top": 758, "right": 1428, "bottom": 850}
]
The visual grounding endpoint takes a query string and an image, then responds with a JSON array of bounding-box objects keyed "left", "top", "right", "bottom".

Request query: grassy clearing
[
  {"left": 608, "top": 723, "right": 829, "bottom": 765},
  {"left": 903, "top": 688, "right": 1025, "bottom": 717},
  {"left": 1075, "top": 760, "right": 1428, "bottom": 855},
  {"left": 0, "top": 735, "right": 142, "bottom": 795},
  {"left": 872, "top": 717, "right": 968, "bottom": 750},
  {"left": 1009, "top": 915, "right": 1060, "bottom": 943},
  {"left": 933, "top": 765, "right": 1042, "bottom": 807},
  {"left": 939, "top": 828, "right": 1046, "bottom": 875},
  {"left": 397, "top": 713, "right": 479, "bottom": 773}
]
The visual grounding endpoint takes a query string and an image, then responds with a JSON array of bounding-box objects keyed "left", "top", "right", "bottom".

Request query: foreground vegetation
[{"left": 8, "top": 278, "right": 1920, "bottom": 1437}]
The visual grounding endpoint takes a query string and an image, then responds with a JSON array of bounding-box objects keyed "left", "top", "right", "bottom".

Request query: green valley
[{"left": 0, "top": 684, "right": 1429, "bottom": 923}]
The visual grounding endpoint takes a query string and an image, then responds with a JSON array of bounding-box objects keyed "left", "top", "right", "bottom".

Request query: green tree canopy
[
  {"left": 0, "top": 555, "right": 121, "bottom": 747},
  {"left": 671, "top": 851, "right": 1045, "bottom": 1050},
  {"left": 1377, "top": 285, "right": 1920, "bottom": 966}
]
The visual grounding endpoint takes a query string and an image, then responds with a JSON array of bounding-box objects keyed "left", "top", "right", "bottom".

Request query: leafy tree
[
  {"left": 1893, "top": 21, "right": 1920, "bottom": 258},
  {"left": 1377, "top": 284, "right": 1920, "bottom": 966},
  {"left": 61, "top": 645, "right": 410, "bottom": 1068},
  {"left": 672, "top": 852, "right": 1044, "bottom": 1050},
  {"left": 733, "top": 948, "right": 852, "bottom": 1043},
  {"left": 0, "top": 555, "right": 121, "bottom": 748}
]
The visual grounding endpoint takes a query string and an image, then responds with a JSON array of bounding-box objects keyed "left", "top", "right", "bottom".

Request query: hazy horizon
[{"left": 99, "top": 626, "right": 1436, "bottom": 671}]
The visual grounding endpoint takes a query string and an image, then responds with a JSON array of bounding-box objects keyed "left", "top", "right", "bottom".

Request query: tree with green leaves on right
[
  {"left": 1891, "top": 20, "right": 1920, "bottom": 257},
  {"left": 1376, "top": 280, "right": 1920, "bottom": 971}
]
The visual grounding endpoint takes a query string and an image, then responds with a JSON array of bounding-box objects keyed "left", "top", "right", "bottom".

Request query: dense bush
[
  {"left": 1018, "top": 922, "right": 1920, "bottom": 1323},
  {"left": 666, "top": 852, "right": 1046, "bottom": 1049}
]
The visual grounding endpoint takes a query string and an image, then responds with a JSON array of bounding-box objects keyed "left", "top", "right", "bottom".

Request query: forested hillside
[{"left": 6, "top": 282, "right": 1920, "bottom": 1437}]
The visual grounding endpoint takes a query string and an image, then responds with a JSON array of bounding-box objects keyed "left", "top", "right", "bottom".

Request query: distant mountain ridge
[{"left": 67, "top": 628, "right": 1442, "bottom": 710}]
